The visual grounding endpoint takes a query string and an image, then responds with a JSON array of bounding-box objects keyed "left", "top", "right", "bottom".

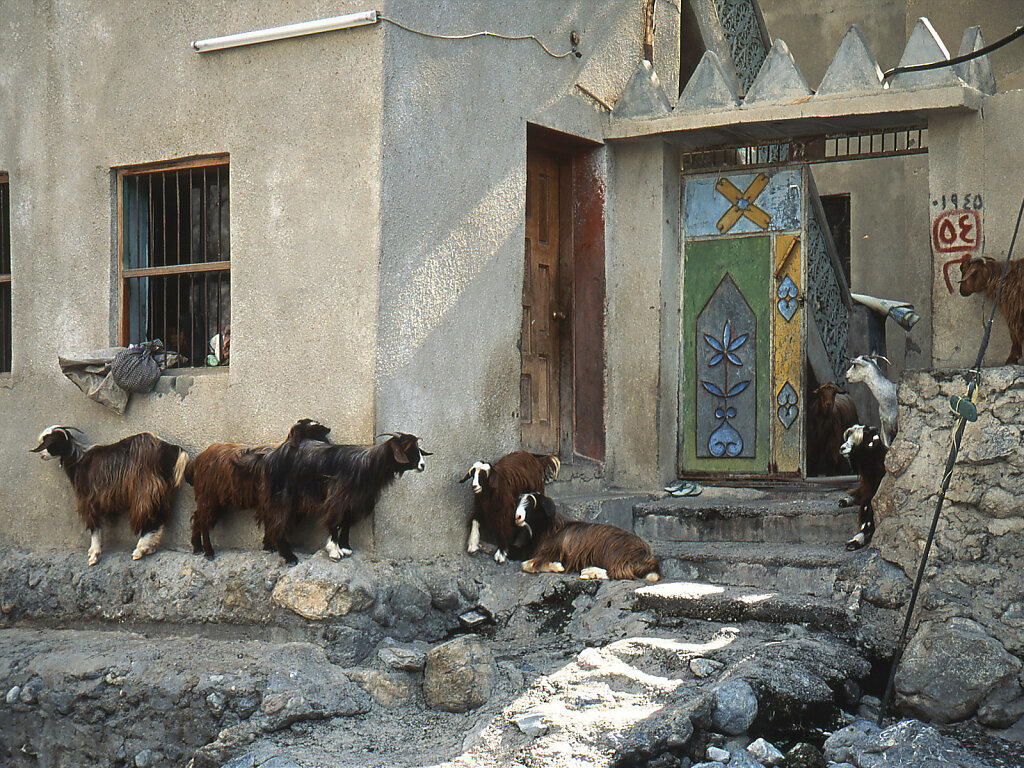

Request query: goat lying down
[
  {"left": 513, "top": 492, "right": 660, "bottom": 582},
  {"left": 186, "top": 418, "right": 332, "bottom": 559},
  {"left": 459, "top": 451, "right": 559, "bottom": 563},
  {"left": 32, "top": 426, "right": 188, "bottom": 565},
  {"left": 839, "top": 424, "right": 887, "bottom": 551},
  {"left": 256, "top": 431, "right": 430, "bottom": 565}
]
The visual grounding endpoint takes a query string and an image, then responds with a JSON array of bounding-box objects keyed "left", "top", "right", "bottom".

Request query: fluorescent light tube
[{"left": 192, "top": 10, "right": 378, "bottom": 52}]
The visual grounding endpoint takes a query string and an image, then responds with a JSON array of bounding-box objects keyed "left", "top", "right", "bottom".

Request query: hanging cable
[
  {"left": 877, "top": 193, "right": 1024, "bottom": 726},
  {"left": 882, "top": 24, "right": 1024, "bottom": 80},
  {"left": 378, "top": 15, "right": 580, "bottom": 59}
]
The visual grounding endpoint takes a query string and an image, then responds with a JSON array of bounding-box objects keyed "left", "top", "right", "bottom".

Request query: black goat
[
  {"left": 839, "top": 424, "right": 888, "bottom": 550},
  {"left": 257, "top": 432, "right": 430, "bottom": 564}
]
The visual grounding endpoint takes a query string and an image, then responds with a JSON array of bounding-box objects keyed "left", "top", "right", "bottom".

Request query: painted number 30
[{"left": 933, "top": 193, "right": 983, "bottom": 210}]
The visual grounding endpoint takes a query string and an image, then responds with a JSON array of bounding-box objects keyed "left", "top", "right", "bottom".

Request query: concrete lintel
[
  {"left": 817, "top": 25, "right": 884, "bottom": 97},
  {"left": 955, "top": 26, "right": 996, "bottom": 95},
  {"left": 612, "top": 59, "right": 672, "bottom": 119},
  {"left": 890, "top": 17, "right": 961, "bottom": 91},
  {"left": 604, "top": 84, "right": 983, "bottom": 147},
  {"left": 743, "top": 39, "right": 813, "bottom": 107},
  {"left": 676, "top": 50, "right": 740, "bottom": 113}
]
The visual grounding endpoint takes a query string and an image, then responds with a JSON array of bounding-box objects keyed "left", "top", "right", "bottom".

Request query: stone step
[
  {"left": 634, "top": 486, "right": 860, "bottom": 545},
  {"left": 634, "top": 579, "right": 851, "bottom": 634},
  {"left": 549, "top": 490, "right": 657, "bottom": 531},
  {"left": 653, "top": 540, "right": 858, "bottom": 597}
]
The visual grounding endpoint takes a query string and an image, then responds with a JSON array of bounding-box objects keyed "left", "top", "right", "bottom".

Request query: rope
[{"left": 877, "top": 194, "right": 1024, "bottom": 725}]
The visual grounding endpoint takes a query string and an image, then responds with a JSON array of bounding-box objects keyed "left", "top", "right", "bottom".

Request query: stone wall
[{"left": 874, "top": 366, "right": 1024, "bottom": 723}]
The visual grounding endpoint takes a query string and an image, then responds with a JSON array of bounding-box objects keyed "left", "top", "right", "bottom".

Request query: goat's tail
[
  {"left": 183, "top": 458, "right": 195, "bottom": 486},
  {"left": 172, "top": 449, "right": 189, "bottom": 488},
  {"left": 644, "top": 571, "right": 660, "bottom": 583}
]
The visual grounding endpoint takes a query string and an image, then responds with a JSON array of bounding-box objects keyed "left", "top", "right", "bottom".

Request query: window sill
[{"left": 154, "top": 365, "right": 228, "bottom": 397}]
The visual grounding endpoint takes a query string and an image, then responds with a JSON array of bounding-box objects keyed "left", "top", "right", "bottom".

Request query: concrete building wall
[
  {"left": 0, "top": 1, "right": 384, "bottom": 554},
  {"left": 372, "top": 2, "right": 681, "bottom": 555}
]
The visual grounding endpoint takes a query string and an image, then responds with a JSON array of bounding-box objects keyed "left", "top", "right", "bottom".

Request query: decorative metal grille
[
  {"left": 713, "top": 0, "right": 767, "bottom": 92},
  {"left": 806, "top": 212, "right": 848, "bottom": 381}
]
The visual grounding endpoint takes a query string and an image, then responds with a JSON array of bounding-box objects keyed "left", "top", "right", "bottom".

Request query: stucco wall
[
  {"left": 0, "top": 2, "right": 383, "bottom": 554},
  {"left": 373, "top": 2, "right": 680, "bottom": 555}
]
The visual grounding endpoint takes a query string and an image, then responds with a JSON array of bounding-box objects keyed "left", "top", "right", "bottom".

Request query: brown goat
[
  {"left": 807, "top": 382, "right": 860, "bottom": 476},
  {"left": 459, "top": 451, "right": 560, "bottom": 563},
  {"left": 959, "top": 257, "right": 1024, "bottom": 364},
  {"left": 187, "top": 419, "right": 332, "bottom": 559},
  {"left": 32, "top": 426, "right": 188, "bottom": 565},
  {"left": 514, "top": 493, "right": 660, "bottom": 581}
]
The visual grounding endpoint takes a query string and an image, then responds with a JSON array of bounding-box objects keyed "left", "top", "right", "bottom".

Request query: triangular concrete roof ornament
[
  {"left": 612, "top": 60, "right": 672, "bottom": 119},
  {"left": 890, "top": 17, "right": 961, "bottom": 90},
  {"left": 676, "top": 50, "right": 740, "bottom": 112},
  {"left": 743, "top": 39, "right": 812, "bottom": 107},
  {"left": 955, "top": 26, "right": 996, "bottom": 94},
  {"left": 817, "top": 25, "right": 884, "bottom": 96}
]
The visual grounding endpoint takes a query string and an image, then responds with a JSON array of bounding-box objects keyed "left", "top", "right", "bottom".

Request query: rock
[
  {"left": 6, "top": 685, "right": 20, "bottom": 704},
  {"left": 977, "top": 678, "right": 1024, "bottom": 728},
  {"left": 206, "top": 691, "right": 227, "bottom": 716},
  {"left": 822, "top": 720, "right": 879, "bottom": 764},
  {"left": 18, "top": 677, "right": 42, "bottom": 705},
  {"left": 837, "top": 718, "right": 988, "bottom": 767},
  {"left": 423, "top": 636, "right": 495, "bottom": 713},
  {"left": 346, "top": 668, "right": 413, "bottom": 708},
  {"left": 134, "top": 749, "right": 159, "bottom": 768},
  {"left": 711, "top": 679, "right": 758, "bottom": 735},
  {"left": 218, "top": 756, "right": 256, "bottom": 768},
  {"left": 271, "top": 557, "right": 376, "bottom": 620},
  {"left": 726, "top": 750, "right": 761, "bottom": 768},
  {"left": 258, "top": 758, "right": 303, "bottom": 768},
  {"left": 377, "top": 640, "right": 428, "bottom": 672},
  {"left": 784, "top": 742, "right": 825, "bottom": 768},
  {"left": 691, "top": 657, "right": 724, "bottom": 678},
  {"left": 884, "top": 438, "right": 919, "bottom": 477},
  {"left": 513, "top": 710, "right": 553, "bottom": 737},
  {"left": 707, "top": 746, "right": 730, "bottom": 761},
  {"left": 896, "top": 618, "right": 1021, "bottom": 722},
  {"left": 746, "top": 737, "right": 784, "bottom": 765}
]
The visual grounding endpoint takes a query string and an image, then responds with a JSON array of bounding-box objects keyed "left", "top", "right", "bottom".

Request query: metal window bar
[
  {"left": 0, "top": 176, "right": 10, "bottom": 373},
  {"left": 681, "top": 127, "right": 927, "bottom": 172},
  {"left": 120, "top": 159, "right": 230, "bottom": 368}
]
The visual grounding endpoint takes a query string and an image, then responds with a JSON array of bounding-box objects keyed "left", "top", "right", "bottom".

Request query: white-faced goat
[
  {"left": 257, "top": 432, "right": 430, "bottom": 565},
  {"left": 459, "top": 451, "right": 560, "bottom": 563},
  {"left": 807, "top": 382, "right": 860, "bottom": 476},
  {"left": 514, "top": 492, "right": 661, "bottom": 581},
  {"left": 845, "top": 355, "right": 898, "bottom": 447},
  {"left": 186, "top": 418, "right": 332, "bottom": 559},
  {"left": 32, "top": 426, "right": 189, "bottom": 565},
  {"left": 839, "top": 424, "right": 888, "bottom": 551}
]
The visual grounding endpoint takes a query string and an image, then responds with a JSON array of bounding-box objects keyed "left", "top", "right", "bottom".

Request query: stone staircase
[{"left": 552, "top": 480, "right": 899, "bottom": 639}]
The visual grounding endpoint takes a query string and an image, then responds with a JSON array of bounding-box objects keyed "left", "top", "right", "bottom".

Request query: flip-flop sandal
[
  {"left": 664, "top": 480, "right": 686, "bottom": 493},
  {"left": 670, "top": 481, "right": 697, "bottom": 497},
  {"left": 682, "top": 482, "right": 703, "bottom": 497}
]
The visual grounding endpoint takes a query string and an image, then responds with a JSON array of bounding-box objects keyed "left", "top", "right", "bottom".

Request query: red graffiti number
[{"left": 933, "top": 209, "right": 981, "bottom": 253}]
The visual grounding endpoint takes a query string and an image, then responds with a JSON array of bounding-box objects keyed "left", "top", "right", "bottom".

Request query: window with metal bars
[
  {"left": 118, "top": 157, "right": 230, "bottom": 368},
  {"left": 0, "top": 174, "right": 10, "bottom": 373}
]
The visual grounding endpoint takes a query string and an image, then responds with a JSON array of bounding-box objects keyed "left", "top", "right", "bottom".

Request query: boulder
[
  {"left": 271, "top": 557, "right": 376, "bottom": 620},
  {"left": 896, "top": 618, "right": 1021, "bottom": 722},
  {"left": 711, "top": 679, "right": 758, "bottom": 735},
  {"left": 423, "top": 636, "right": 495, "bottom": 713}
]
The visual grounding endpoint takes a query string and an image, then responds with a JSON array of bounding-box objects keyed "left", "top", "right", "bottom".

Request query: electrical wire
[
  {"left": 883, "top": 24, "right": 1024, "bottom": 80},
  {"left": 378, "top": 15, "right": 579, "bottom": 59}
]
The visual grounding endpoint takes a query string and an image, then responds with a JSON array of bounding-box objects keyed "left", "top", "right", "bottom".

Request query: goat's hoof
[
  {"left": 838, "top": 498, "right": 853, "bottom": 508},
  {"left": 192, "top": 546, "right": 203, "bottom": 555},
  {"left": 845, "top": 535, "right": 868, "bottom": 551},
  {"left": 88, "top": 554, "right": 100, "bottom": 566},
  {"left": 467, "top": 545, "right": 480, "bottom": 555},
  {"left": 580, "top": 567, "right": 608, "bottom": 580},
  {"left": 203, "top": 551, "right": 215, "bottom": 561},
  {"left": 549, "top": 561, "right": 565, "bottom": 573},
  {"left": 493, "top": 549, "right": 507, "bottom": 564}
]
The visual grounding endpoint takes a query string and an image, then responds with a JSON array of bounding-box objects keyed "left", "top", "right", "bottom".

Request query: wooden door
[{"left": 522, "top": 149, "right": 560, "bottom": 453}]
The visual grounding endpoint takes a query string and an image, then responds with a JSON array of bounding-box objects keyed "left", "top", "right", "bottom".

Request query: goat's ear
[
  {"left": 458, "top": 471, "right": 472, "bottom": 483},
  {"left": 540, "top": 495, "right": 557, "bottom": 519},
  {"left": 390, "top": 439, "right": 409, "bottom": 465}
]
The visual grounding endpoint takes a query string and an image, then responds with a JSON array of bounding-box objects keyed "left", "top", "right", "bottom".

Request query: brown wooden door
[{"left": 522, "top": 149, "right": 560, "bottom": 453}]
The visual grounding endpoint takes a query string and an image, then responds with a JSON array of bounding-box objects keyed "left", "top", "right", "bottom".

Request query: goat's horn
[
  {"left": 868, "top": 355, "right": 892, "bottom": 365},
  {"left": 374, "top": 432, "right": 400, "bottom": 441}
]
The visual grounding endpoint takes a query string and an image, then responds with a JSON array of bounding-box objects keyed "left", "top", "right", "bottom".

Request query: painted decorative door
[
  {"left": 522, "top": 149, "right": 560, "bottom": 453},
  {"left": 681, "top": 168, "right": 805, "bottom": 476},
  {"left": 682, "top": 237, "right": 770, "bottom": 473}
]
